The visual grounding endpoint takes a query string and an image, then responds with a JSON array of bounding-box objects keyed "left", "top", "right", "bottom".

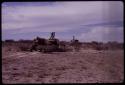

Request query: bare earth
[{"left": 2, "top": 49, "right": 124, "bottom": 83}]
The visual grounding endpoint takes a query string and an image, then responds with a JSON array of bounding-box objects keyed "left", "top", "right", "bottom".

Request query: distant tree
[
  {"left": 91, "top": 41, "right": 99, "bottom": 45},
  {"left": 18, "top": 39, "right": 33, "bottom": 43},
  {"left": 5, "top": 39, "right": 15, "bottom": 42}
]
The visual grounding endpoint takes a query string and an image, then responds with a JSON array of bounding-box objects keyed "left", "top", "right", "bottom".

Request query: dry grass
[{"left": 2, "top": 42, "right": 124, "bottom": 83}]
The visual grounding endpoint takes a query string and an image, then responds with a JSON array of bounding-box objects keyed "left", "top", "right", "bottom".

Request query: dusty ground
[{"left": 2, "top": 49, "right": 124, "bottom": 83}]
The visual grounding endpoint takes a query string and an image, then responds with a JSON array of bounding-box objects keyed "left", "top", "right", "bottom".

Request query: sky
[{"left": 2, "top": 1, "right": 124, "bottom": 42}]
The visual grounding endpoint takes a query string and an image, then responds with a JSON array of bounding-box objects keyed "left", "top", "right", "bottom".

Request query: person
[{"left": 50, "top": 32, "right": 55, "bottom": 39}]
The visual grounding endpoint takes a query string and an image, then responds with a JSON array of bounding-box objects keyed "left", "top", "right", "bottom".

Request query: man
[{"left": 50, "top": 32, "right": 55, "bottom": 39}]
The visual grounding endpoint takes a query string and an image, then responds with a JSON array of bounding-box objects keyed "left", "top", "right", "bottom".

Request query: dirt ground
[{"left": 2, "top": 49, "right": 124, "bottom": 83}]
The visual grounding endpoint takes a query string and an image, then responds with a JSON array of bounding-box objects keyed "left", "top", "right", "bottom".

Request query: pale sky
[{"left": 2, "top": 1, "right": 124, "bottom": 42}]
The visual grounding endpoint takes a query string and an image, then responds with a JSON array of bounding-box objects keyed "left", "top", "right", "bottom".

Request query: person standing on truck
[{"left": 50, "top": 32, "right": 55, "bottom": 39}]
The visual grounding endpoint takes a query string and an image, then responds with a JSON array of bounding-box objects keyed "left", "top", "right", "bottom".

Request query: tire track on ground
[{"left": 7, "top": 52, "right": 41, "bottom": 58}]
